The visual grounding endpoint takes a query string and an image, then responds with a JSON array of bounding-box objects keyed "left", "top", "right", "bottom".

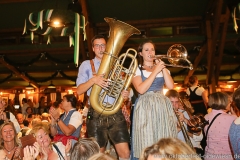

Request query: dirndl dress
[{"left": 131, "top": 71, "right": 177, "bottom": 159}]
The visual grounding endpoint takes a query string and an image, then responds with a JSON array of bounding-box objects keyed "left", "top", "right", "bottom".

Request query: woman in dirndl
[{"left": 131, "top": 40, "right": 177, "bottom": 160}]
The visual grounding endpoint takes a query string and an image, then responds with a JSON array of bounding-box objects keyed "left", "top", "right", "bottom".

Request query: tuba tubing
[{"left": 89, "top": 17, "right": 141, "bottom": 115}]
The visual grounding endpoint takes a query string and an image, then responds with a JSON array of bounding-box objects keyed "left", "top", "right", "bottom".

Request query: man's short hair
[
  {"left": 63, "top": 94, "right": 77, "bottom": 108},
  {"left": 165, "top": 89, "right": 179, "bottom": 98},
  {"left": 91, "top": 34, "right": 106, "bottom": 46}
]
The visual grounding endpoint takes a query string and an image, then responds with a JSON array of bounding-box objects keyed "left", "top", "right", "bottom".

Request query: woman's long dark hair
[{"left": 137, "top": 39, "right": 155, "bottom": 70}]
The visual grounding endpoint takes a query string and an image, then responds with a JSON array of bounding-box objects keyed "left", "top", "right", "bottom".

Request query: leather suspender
[{"left": 90, "top": 59, "right": 96, "bottom": 76}]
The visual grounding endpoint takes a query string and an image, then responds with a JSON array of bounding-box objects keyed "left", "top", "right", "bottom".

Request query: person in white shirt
[
  {"left": 0, "top": 96, "right": 20, "bottom": 133},
  {"left": 49, "top": 94, "right": 82, "bottom": 146},
  {"left": 21, "top": 98, "right": 29, "bottom": 118}
]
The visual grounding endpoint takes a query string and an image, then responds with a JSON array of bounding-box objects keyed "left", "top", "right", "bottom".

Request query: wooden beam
[
  {"left": 96, "top": 16, "right": 203, "bottom": 27},
  {"left": 0, "top": 0, "right": 39, "bottom": 4},
  {"left": 206, "top": 0, "right": 223, "bottom": 85},
  {"left": 215, "top": 8, "right": 230, "bottom": 84},
  {"left": 183, "top": 44, "right": 207, "bottom": 85},
  {"left": 0, "top": 56, "right": 39, "bottom": 88}
]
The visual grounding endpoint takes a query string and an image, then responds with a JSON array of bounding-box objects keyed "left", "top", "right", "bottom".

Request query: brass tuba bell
[{"left": 89, "top": 17, "right": 140, "bottom": 115}]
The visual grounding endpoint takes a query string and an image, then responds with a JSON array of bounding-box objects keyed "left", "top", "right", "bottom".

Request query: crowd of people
[{"left": 0, "top": 35, "right": 239, "bottom": 160}]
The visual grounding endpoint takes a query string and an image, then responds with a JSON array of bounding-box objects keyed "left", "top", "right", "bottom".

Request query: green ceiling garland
[
  {"left": 23, "top": 9, "right": 86, "bottom": 67},
  {"left": 59, "top": 70, "right": 75, "bottom": 82},
  {"left": 24, "top": 71, "right": 58, "bottom": 83},
  {"left": 0, "top": 52, "right": 73, "bottom": 67},
  {"left": 24, "top": 70, "right": 76, "bottom": 83}
]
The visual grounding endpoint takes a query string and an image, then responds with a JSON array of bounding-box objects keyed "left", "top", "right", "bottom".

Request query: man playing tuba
[{"left": 76, "top": 35, "right": 130, "bottom": 160}]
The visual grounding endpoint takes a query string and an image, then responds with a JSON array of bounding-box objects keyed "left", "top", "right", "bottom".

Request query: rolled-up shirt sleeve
[
  {"left": 69, "top": 111, "right": 83, "bottom": 129},
  {"left": 76, "top": 60, "right": 90, "bottom": 87}
]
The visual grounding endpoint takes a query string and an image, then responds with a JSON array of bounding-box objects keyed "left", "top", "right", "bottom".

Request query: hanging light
[
  {"left": 22, "top": 0, "right": 86, "bottom": 67},
  {"left": 26, "top": 83, "right": 34, "bottom": 90},
  {"left": 48, "top": 19, "right": 65, "bottom": 28},
  {"left": 227, "top": 75, "right": 237, "bottom": 83},
  {"left": 48, "top": 81, "right": 56, "bottom": 88}
]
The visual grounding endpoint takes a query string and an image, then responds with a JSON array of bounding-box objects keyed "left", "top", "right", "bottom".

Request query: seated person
[
  {"left": 30, "top": 123, "right": 71, "bottom": 160},
  {"left": 88, "top": 153, "right": 116, "bottom": 160},
  {"left": 67, "top": 138, "right": 100, "bottom": 160},
  {"left": 165, "top": 90, "right": 203, "bottom": 156},
  {"left": 0, "top": 96, "right": 20, "bottom": 133},
  {"left": 18, "top": 119, "right": 30, "bottom": 138},
  {"left": 141, "top": 137, "right": 201, "bottom": 160}
]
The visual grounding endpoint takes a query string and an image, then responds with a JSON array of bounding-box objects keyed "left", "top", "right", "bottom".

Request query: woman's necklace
[
  {"left": 143, "top": 64, "right": 154, "bottom": 69},
  {"left": 4, "top": 146, "right": 15, "bottom": 154}
]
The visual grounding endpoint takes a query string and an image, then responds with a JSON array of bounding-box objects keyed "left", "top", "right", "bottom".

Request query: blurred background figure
[
  {"left": 16, "top": 113, "right": 24, "bottom": 128},
  {"left": 229, "top": 87, "right": 240, "bottom": 159},
  {"left": 186, "top": 75, "right": 208, "bottom": 116},
  {"left": 41, "top": 112, "right": 50, "bottom": 123},
  {"left": 204, "top": 92, "right": 236, "bottom": 160},
  {"left": 88, "top": 153, "right": 116, "bottom": 160},
  {"left": 27, "top": 99, "right": 34, "bottom": 108},
  {"left": 39, "top": 96, "right": 47, "bottom": 114},
  {"left": 69, "top": 138, "right": 100, "bottom": 160},
  {"left": 5, "top": 99, "right": 15, "bottom": 114},
  {"left": 140, "top": 137, "right": 201, "bottom": 160},
  {"left": 25, "top": 107, "right": 33, "bottom": 119},
  {"left": 0, "top": 96, "right": 20, "bottom": 133},
  {"left": 21, "top": 98, "right": 29, "bottom": 118}
]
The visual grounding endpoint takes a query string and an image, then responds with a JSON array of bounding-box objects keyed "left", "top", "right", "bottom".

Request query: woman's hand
[
  {"left": 49, "top": 107, "right": 60, "bottom": 121},
  {"left": 23, "top": 145, "right": 39, "bottom": 160},
  {"left": 32, "top": 142, "right": 40, "bottom": 158},
  {"left": 0, "top": 110, "right": 7, "bottom": 121},
  {"left": 13, "top": 147, "right": 21, "bottom": 159},
  {"left": 65, "top": 139, "right": 72, "bottom": 155},
  {"left": 40, "top": 142, "right": 48, "bottom": 159},
  {"left": 154, "top": 59, "right": 166, "bottom": 73}
]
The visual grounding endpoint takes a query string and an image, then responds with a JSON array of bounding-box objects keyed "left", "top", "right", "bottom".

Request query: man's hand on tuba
[
  {"left": 92, "top": 73, "right": 109, "bottom": 89},
  {"left": 121, "top": 90, "right": 130, "bottom": 101}
]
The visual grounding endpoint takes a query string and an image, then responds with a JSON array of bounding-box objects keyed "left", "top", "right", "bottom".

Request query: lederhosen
[{"left": 86, "top": 59, "right": 130, "bottom": 148}]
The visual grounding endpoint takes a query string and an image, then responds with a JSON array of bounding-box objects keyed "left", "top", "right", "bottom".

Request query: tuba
[{"left": 89, "top": 17, "right": 141, "bottom": 115}]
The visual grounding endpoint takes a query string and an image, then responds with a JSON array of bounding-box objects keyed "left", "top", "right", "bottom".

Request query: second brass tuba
[{"left": 89, "top": 17, "right": 141, "bottom": 115}]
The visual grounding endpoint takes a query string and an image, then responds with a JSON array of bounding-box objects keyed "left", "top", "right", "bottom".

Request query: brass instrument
[
  {"left": 89, "top": 17, "right": 141, "bottom": 115},
  {"left": 179, "top": 97, "right": 209, "bottom": 133},
  {"left": 174, "top": 107, "right": 194, "bottom": 149},
  {"left": 149, "top": 44, "right": 193, "bottom": 70}
]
